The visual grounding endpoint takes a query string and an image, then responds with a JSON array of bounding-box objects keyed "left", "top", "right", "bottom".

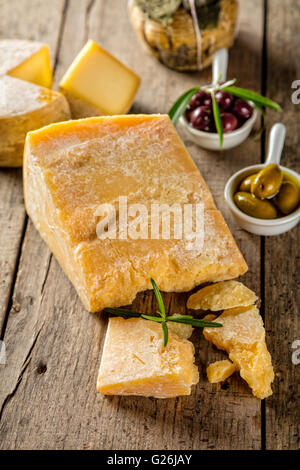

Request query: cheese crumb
[{"left": 206, "top": 360, "right": 236, "bottom": 383}]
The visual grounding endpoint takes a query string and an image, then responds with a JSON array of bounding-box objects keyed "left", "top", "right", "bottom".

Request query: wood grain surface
[{"left": 0, "top": 0, "right": 299, "bottom": 450}]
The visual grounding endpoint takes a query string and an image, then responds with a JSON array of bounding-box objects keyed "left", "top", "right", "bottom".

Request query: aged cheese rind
[
  {"left": 97, "top": 317, "right": 199, "bottom": 398},
  {"left": 187, "top": 280, "right": 258, "bottom": 311},
  {"left": 206, "top": 360, "right": 236, "bottom": 383},
  {"left": 0, "top": 39, "right": 70, "bottom": 166},
  {"left": 59, "top": 39, "right": 141, "bottom": 118},
  {"left": 203, "top": 306, "right": 274, "bottom": 399},
  {"left": 0, "top": 76, "right": 70, "bottom": 166},
  {"left": 24, "top": 114, "right": 247, "bottom": 311}
]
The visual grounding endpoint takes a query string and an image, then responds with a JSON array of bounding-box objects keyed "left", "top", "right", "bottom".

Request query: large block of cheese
[
  {"left": 59, "top": 39, "right": 140, "bottom": 118},
  {"left": 24, "top": 114, "right": 247, "bottom": 311},
  {"left": 0, "top": 40, "right": 70, "bottom": 166},
  {"left": 97, "top": 317, "right": 199, "bottom": 398}
]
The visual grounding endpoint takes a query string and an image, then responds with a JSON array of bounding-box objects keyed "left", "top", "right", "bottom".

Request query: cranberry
[
  {"left": 221, "top": 113, "right": 238, "bottom": 133},
  {"left": 189, "top": 90, "right": 212, "bottom": 110},
  {"left": 232, "top": 99, "right": 253, "bottom": 119},
  {"left": 190, "top": 106, "right": 212, "bottom": 131},
  {"left": 215, "top": 90, "right": 233, "bottom": 111}
]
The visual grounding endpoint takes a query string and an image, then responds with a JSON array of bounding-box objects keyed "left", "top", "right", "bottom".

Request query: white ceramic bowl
[
  {"left": 180, "top": 106, "right": 258, "bottom": 151},
  {"left": 224, "top": 124, "right": 300, "bottom": 236}
]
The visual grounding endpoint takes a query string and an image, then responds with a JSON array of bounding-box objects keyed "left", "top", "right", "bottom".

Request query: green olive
[
  {"left": 251, "top": 164, "right": 283, "bottom": 199},
  {"left": 239, "top": 173, "right": 257, "bottom": 192},
  {"left": 234, "top": 192, "right": 278, "bottom": 219},
  {"left": 274, "top": 181, "right": 300, "bottom": 215}
]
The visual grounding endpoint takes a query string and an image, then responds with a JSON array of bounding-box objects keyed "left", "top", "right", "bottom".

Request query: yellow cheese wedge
[
  {"left": 97, "top": 317, "right": 199, "bottom": 398},
  {"left": 24, "top": 114, "right": 247, "bottom": 311},
  {"left": 187, "top": 280, "right": 258, "bottom": 311},
  {"left": 206, "top": 360, "right": 236, "bottom": 383},
  {"left": 0, "top": 39, "right": 70, "bottom": 166},
  {"left": 59, "top": 39, "right": 140, "bottom": 118},
  {"left": 0, "top": 39, "right": 52, "bottom": 88},
  {"left": 203, "top": 306, "right": 274, "bottom": 399}
]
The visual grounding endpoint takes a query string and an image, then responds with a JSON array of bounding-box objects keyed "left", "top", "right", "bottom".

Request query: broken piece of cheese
[
  {"left": 206, "top": 360, "right": 236, "bottom": 383},
  {"left": 204, "top": 306, "right": 274, "bottom": 399},
  {"left": 24, "top": 114, "right": 247, "bottom": 311},
  {"left": 0, "top": 39, "right": 70, "bottom": 166},
  {"left": 59, "top": 39, "right": 140, "bottom": 118},
  {"left": 187, "top": 280, "right": 258, "bottom": 311},
  {"left": 97, "top": 317, "right": 199, "bottom": 398}
]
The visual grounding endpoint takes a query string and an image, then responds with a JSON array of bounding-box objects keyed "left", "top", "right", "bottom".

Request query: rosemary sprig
[
  {"left": 103, "top": 278, "right": 222, "bottom": 347},
  {"left": 167, "top": 79, "right": 281, "bottom": 147},
  {"left": 211, "top": 91, "right": 223, "bottom": 147}
]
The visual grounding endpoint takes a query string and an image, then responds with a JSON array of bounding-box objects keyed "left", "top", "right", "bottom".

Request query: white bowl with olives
[{"left": 224, "top": 123, "right": 300, "bottom": 236}]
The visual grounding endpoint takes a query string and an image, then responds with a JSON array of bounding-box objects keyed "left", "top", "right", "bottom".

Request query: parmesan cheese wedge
[
  {"left": 59, "top": 39, "right": 140, "bottom": 118},
  {"left": 24, "top": 114, "right": 247, "bottom": 311},
  {"left": 97, "top": 317, "right": 199, "bottom": 398},
  {"left": 0, "top": 39, "right": 71, "bottom": 167}
]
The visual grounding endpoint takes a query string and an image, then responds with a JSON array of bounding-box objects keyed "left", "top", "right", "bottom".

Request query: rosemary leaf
[
  {"left": 223, "top": 86, "right": 282, "bottom": 111},
  {"left": 166, "top": 314, "right": 194, "bottom": 321},
  {"left": 150, "top": 278, "right": 166, "bottom": 319},
  {"left": 168, "top": 87, "right": 200, "bottom": 125},
  {"left": 211, "top": 92, "right": 223, "bottom": 147},
  {"left": 167, "top": 316, "right": 222, "bottom": 328},
  {"left": 141, "top": 314, "right": 162, "bottom": 322},
  {"left": 103, "top": 307, "right": 142, "bottom": 317},
  {"left": 162, "top": 321, "right": 169, "bottom": 347}
]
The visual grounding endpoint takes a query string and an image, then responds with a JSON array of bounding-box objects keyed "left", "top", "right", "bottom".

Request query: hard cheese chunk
[
  {"left": 0, "top": 76, "right": 70, "bottom": 167},
  {"left": 97, "top": 317, "right": 199, "bottom": 398},
  {"left": 187, "top": 280, "right": 258, "bottom": 311},
  {"left": 0, "top": 39, "right": 52, "bottom": 88},
  {"left": 206, "top": 360, "right": 236, "bottom": 383},
  {"left": 0, "top": 39, "right": 70, "bottom": 166},
  {"left": 204, "top": 306, "right": 274, "bottom": 399},
  {"left": 24, "top": 114, "right": 247, "bottom": 311},
  {"left": 59, "top": 39, "right": 140, "bottom": 118}
]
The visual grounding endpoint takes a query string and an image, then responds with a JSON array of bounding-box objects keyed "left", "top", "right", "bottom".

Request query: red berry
[
  {"left": 232, "top": 99, "right": 253, "bottom": 119},
  {"left": 190, "top": 106, "right": 212, "bottom": 131},
  {"left": 221, "top": 113, "right": 238, "bottom": 133},
  {"left": 189, "top": 90, "right": 212, "bottom": 110},
  {"left": 215, "top": 90, "right": 233, "bottom": 111}
]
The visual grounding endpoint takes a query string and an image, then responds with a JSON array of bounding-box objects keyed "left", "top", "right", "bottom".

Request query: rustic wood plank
[
  {"left": 0, "top": 0, "right": 266, "bottom": 450},
  {"left": 0, "top": 0, "right": 68, "bottom": 331},
  {"left": 264, "top": 0, "right": 300, "bottom": 450}
]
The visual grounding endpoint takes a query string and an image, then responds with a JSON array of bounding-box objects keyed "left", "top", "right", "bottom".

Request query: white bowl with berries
[
  {"left": 170, "top": 49, "right": 281, "bottom": 152},
  {"left": 179, "top": 92, "right": 258, "bottom": 151}
]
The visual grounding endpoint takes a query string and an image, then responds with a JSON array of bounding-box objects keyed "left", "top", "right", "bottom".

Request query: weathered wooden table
[{"left": 0, "top": 0, "right": 299, "bottom": 450}]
